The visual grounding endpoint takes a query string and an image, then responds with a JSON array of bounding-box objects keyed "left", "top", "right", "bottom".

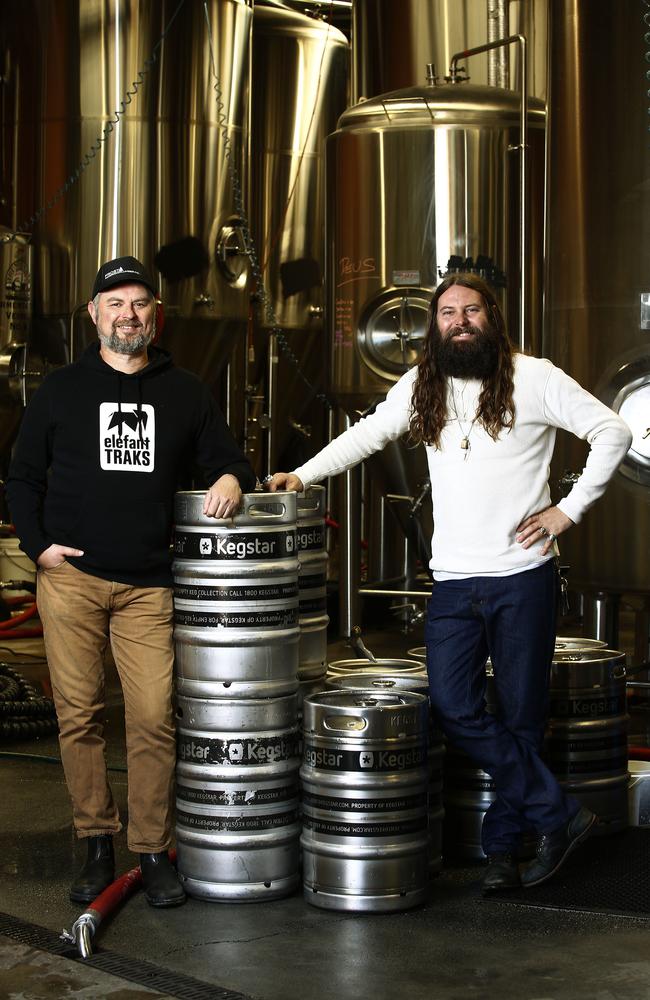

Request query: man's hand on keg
[
  {"left": 203, "top": 474, "right": 242, "bottom": 519},
  {"left": 37, "top": 543, "right": 84, "bottom": 569},
  {"left": 265, "top": 472, "right": 304, "bottom": 493}
]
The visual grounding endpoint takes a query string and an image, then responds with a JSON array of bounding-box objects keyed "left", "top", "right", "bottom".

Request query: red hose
[
  {"left": 88, "top": 847, "right": 178, "bottom": 919},
  {"left": 1, "top": 594, "right": 33, "bottom": 607},
  {"left": 628, "top": 746, "right": 650, "bottom": 760},
  {"left": 0, "top": 603, "right": 38, "bottom": 630},
  {"left": 0, "top": 627, "right": 43, "bottom": 639}
]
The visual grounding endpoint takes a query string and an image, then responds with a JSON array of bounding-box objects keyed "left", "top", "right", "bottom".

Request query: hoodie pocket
[{"left": 73, "top": 500, "right": 171, "bottom": 574}]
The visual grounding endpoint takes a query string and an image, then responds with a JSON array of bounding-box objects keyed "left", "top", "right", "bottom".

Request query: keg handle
[
  {"left": 246, "top": 500, "right": 287, "bottom": 518},
  {"left": 324, "top": 714, "right": 368, "bottom": 731}
]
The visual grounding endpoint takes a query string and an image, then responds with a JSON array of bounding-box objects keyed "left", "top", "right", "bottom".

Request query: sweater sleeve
[
  {"left": 542, "top": 364, "right": 632, "bottom": 524},
  {"left": 293, "top": 369, "right": 416, "bottom": 488},
  {"left": 5, "top": 383, "right": 55, "bottom": 563},
  {"left": 192, "top": 384, "right": 257, "bottom": 492}
]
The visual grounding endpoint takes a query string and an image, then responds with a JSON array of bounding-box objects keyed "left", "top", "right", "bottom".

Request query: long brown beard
[
  {"left": 409, "top": 321, "right": 516, "bottom": 448},
  {"left": 435, "top": 322, "right": 500, "bottom": 379}
]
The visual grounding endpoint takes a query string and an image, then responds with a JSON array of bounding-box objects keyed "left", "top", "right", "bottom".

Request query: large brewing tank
[
  {"left": 544, "top": 1, "right": 650, "bottom": 594},
  {"left": 243, "top": 2, "right": 348, "bottom": 470},
  {"left": 251, "top": 3, "right": 347, "bottom": 332},
  {"left": 351, "top": 0, "right": 548, "bottom": 103},
  {"left": 328, "top": 83, "right": 546, "bottom": 414},
  {"left": 0, "top": 0, "right": 252, "bottom": 389}
]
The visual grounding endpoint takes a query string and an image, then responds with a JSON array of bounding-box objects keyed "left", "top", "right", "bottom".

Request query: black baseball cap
[{"left": 91, "top": 256, "right": 157, "bottom": 299}]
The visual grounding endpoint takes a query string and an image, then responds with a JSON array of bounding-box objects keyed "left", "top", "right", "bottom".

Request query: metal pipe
[
  {"left": 358, "top": 588, "right": 430, "bottom": 599},
  {"left": 339, "top": 413, "right": 361, "bottom": 638},
  {"left": 266, "top": 332, "right": 278, "bottom": 477},
  {"left": 449, "top": 34, "right": 528, "bottom": 350},
  {"left": 487, "top": 0, "right": 509, "bottom": 88}
]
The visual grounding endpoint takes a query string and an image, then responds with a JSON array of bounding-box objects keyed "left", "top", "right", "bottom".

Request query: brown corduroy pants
[{"left": 36, "top": 561, "right": 175, "bottom": 852}]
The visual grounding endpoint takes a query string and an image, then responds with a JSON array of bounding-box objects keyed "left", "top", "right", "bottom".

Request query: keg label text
[
  {"left": 174, "top": 582, "right": 299, "bottom": 602},
  {"left": 302, "top": 743, "right": 427, "bottom": 772},
  {"left": 302, "top": 790, "right": 428, "bottom": 813},
  {"left": 549, "top": 695, "right": 625, "bottom": 718},
  {"left": 302, "top": 815, "right": 428, "bottom": 838},
  {"left": 177, "top": 733, "right": 300, "bottom": 766},
  {"left": 173, "top": 530, "right": 296, "bottom": 560},
  {"left": 174, "top": 608, "right": 298, "bottom": 629},
  {"left": 296, "top": 526, "right": 325, "bottom": 551},
  {"left": 177, "top": 808, "right": 300, "bottom": 832},
  {"left": 176, "top": 782, "right": 299, "bottom": 806}
]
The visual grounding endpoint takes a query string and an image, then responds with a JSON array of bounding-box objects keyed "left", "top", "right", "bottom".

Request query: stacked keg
[
  {"left": 172, "top": 490, "right": 302, "bottom": 900},
  {"left": 296, "top": 487, "right": 329, "bottom": 708},
  {"left": 546, "top": 645, "right": 628, "bottom": 833},
  {"left": 301, "top": 689, "right": 430, "bottom": 912},
  {"left": 327, "top": 671, "right": 445, "bottom": 875}
]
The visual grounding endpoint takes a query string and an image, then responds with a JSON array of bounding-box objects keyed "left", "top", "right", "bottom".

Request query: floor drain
[{"left": 0, "top": 911, "right": 253, "bottom": 1000}]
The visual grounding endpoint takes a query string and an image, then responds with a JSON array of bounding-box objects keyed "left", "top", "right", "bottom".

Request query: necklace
[{"left": 449, "top": 381, "right": 478, "bottom": 457}]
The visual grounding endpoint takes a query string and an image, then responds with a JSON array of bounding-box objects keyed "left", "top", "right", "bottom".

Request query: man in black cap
[{"left": 6, "top": 256, "right": 256, "bottom": 907}]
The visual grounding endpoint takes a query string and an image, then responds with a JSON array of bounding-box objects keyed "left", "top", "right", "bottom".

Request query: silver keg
[
  {"left": 176, "top": 693, "right": 301, "bottom": 901},
  {"left": 172, "top": 491, "right": 300, "bottom": 699},
  {"left": 296, "top": 487, "right": 329, "bottom": 682},
  {"left": 301, "top": 689, "right": 429, "bottom": 912},
  {"left": 546, "top": 647, "right": 628, "bottom": 834},
  {"left": 325, "top": 673, "right": 444, "bottom": 875}
]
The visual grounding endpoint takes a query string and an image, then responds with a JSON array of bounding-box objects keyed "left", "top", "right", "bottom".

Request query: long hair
[{"left": 409, "top": 273, "right": 516, "bottom": 448}]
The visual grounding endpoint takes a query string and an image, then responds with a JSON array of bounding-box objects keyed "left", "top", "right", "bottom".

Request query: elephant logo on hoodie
[{"left": 99, "top": 402, "right": 155, "bottom": 472}]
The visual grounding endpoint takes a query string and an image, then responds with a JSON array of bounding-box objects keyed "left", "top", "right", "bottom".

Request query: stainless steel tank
[
  {"left": 544, "top": 0, "right": 650, "bottom": 594},
  {"left": 352, "top": 0, "right": 548, "bottom": 102},
  {"left": 0, "top": 0, "right": 252, "bottom": 388},
  {"left": 176, "top": 692, "right": 301, "bottom": 901},
  {"left": 328, "top": 83, "right": 546, "bottom": 413},
  {"left": 301, "top": 689, "right": 430, "bottom": 912},
  {"left": 172, "top": 491, "right": 300, "bottom": 700},
  {"left": 240, "top": 2, "right": 348, "bottom": 471}
]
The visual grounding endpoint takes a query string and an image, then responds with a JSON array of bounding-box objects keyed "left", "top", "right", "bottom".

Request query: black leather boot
[
  {"left": 69, "top": 835, "right": 115, "bottom": 903},
  {"left": 140, "top": 852, "right": 186, "bottom": 908}
]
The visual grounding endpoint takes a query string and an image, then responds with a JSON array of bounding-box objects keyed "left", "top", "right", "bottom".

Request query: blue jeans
[{"left": 425, "top": 559, "right": 577, "bottom": 855}]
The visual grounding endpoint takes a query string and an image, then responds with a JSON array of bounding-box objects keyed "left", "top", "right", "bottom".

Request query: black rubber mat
[
  {"left": 0, "top": 911, "right": 252, "bottom": 1000},
  {"left": 484, "top": 827, "right": 650, "bottom": 918}
]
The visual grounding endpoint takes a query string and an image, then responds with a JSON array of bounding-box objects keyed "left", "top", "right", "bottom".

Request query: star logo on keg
[
  {"left": 359, "top": 752, "right": 374, "bottom": 768},
  {"left": 199, "top": 537, "right": 212, "bottom": 555},
  {"left": 228, "top": 743, "right": 244, "bottom": 762}
]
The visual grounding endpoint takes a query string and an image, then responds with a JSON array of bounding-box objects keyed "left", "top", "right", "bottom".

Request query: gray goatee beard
[{"left": 99, "top": 325, "right": 153, "bottom": 356}]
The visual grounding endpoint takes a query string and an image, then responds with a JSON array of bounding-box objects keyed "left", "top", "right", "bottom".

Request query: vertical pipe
[
  {"left": 487, "top": 0, "right": 509, "bottom": 88},
  {"left": 266, "top": 331, "right": 278, "bottom": 477},
  {"left": 339, "top": 413, "right": 360, "bottom": 638}
]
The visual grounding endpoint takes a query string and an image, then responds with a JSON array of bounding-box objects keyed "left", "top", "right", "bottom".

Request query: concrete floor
[{"left": 2, "top": 625, "right": 650, "bottom": 1000}]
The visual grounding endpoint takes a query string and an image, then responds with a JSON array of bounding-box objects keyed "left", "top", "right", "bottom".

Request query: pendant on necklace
[{"left": 460, "top": 437, "right": 470, "bottom": 450}]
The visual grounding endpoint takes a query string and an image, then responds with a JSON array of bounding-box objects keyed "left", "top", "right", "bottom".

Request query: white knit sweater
[{"left": 294, "top": 354, "right": 632, "bottom": 579}]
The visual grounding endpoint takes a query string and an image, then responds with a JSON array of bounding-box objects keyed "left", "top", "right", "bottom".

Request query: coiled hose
[{"left": 0, "top": 662, "right": 58, "bottom": 741}]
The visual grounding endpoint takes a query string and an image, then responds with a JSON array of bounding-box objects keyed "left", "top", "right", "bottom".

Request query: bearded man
[
  {"left": 6, "top": 256, "right": 256, "bottom": 907},
  {"left": 268, "top": 272, "right": 631, "bottom": 893}
]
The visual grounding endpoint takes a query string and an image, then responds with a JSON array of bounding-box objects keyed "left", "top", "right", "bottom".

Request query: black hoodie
[{"left": 6, "top": 343, "right": 256, "bottom": 587}]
